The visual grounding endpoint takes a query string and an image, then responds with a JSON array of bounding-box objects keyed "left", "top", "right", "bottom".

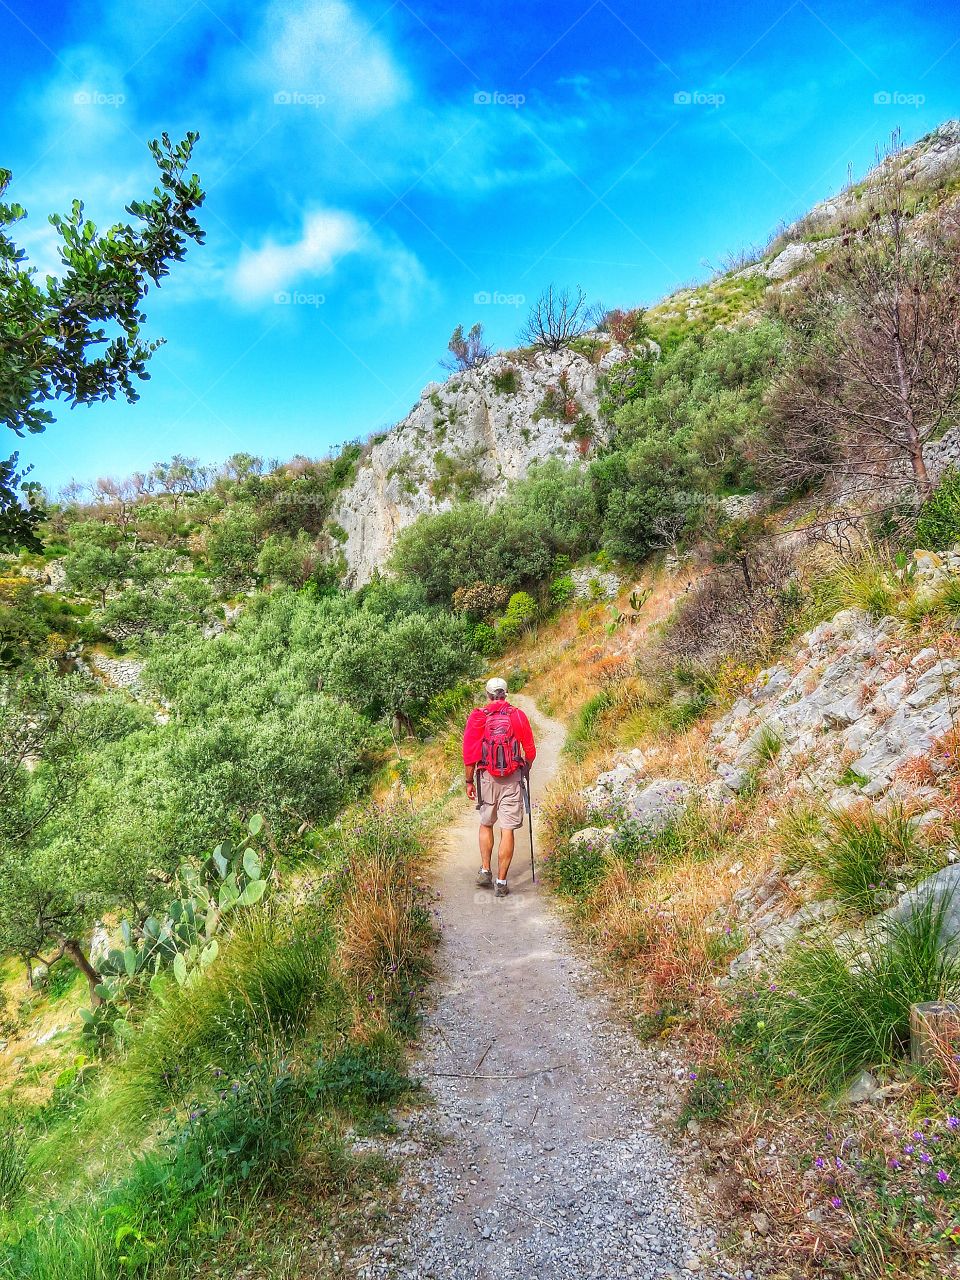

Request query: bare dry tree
[
  {"left": 763, "top": 139, "right": 960, "bottom": 501},
  {"left": 441, "top": 322, "right": 492, "bottom": 372},
  {"left": 519, "top": 285, "right": 592, "bottom": 351}
]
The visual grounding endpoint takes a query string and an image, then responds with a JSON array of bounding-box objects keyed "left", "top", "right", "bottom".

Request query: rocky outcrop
[
  {"left": 332, "top": 348, "right": 609, "bottom": 584},
  {"left": 783, "top": 120, "right": 960, "bottom": 241},
  {"left": 567, "top": 549, "right": 960, "bottom": 977}
]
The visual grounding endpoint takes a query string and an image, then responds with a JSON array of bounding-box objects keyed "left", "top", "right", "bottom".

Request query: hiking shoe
[
  {"left": 476, "top": 868, "right": 493, "bottom": 889},
  {"left": 494, "top": 880, "right": 510, "bottom": 898}
]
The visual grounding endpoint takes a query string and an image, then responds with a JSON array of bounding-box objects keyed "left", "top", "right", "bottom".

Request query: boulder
[
  {"left": 569, "top": 827, "right": 617, "bottom": 853},
  {"left": 879, "top": 864, "right": 960, "bottom": 950},
  {"left": 624, "top": 779, "right": 693, "bottom": 833}
]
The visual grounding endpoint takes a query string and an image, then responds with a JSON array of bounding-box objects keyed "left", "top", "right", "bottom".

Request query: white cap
[{"left": 485, "top": 675, "right": 508, "bottom": 697}]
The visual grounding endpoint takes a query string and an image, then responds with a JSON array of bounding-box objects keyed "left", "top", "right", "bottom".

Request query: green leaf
[
  {"left": 237, "top": 878, "right": 267, "bottom": 907},
  {"left": 242, "top": 847, "right": 261, "bottom": 880},
  {"left": 79, "top": 1008, "right": 95, "bottom": 1025},
  {"left": 248, "top": 813, "right": 265, "bottom": 837},
  {"left": 123, "top": 947, "right": 137, "bottom": 978},
  {"left": 200, "top": 940, "right": 219, "bottom": 968},
  {"left": 173, "top": 953, "right": 188, "bottom": 986}
]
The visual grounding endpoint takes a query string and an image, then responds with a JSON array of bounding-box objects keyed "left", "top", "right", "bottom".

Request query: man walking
[{"left": 463, "top": 677, "right": 537, "bottom": 898}]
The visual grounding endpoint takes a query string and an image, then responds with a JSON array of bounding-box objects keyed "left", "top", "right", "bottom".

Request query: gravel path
[{"left": 352, "top": 697, "right": 729, "bottom": 1280}]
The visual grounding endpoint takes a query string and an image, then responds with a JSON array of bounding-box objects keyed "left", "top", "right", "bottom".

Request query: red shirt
[{"left": 462, "top": 700, "right": 537, "bottom": 769}]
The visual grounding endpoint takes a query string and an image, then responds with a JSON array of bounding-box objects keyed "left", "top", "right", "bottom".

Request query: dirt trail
[{"left": 353, "top": 696, "right": 724, "bottom": 1280}]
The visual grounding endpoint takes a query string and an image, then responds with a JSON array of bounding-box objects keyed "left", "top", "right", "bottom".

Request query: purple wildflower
[
  {"left": 814, "top": 1157, "right": 825, "bottom": 1170},
  {"left": 938, "top": 1170, "right": 951, "bottom": 1184},
  {"left": 830, "top": 1196, "right": 842, "bottom": 1209}
]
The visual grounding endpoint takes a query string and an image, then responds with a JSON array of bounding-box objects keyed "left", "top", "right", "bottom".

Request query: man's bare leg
[
  {"left": 498, "top": 828, "right": 515, "bottom": 882},
  {"left": 479, "top": 823, "right": 494, "bottom": 871}
]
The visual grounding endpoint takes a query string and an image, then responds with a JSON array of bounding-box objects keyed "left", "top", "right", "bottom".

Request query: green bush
[
  {"left": 471, "top": 622, "right": 499, "bottom": 656},
  {"left": 549, "top": 574, "right": 575, "bottom": 608},
  {"left": 491, "top": 366, "right": 519, "bottom": 395},
  {"left": 546, "top": 831, "right": 608, "bottom": 898},
  {"left": 496, "top": 590, "right": 538, "bottom": 641},
  {"left": 915, "top": 467, "right": 960, "bottom": 550}
]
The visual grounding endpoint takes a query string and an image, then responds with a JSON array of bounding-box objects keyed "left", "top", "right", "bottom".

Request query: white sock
[{"left": 496, "top": 878, "right": 507, "bottom": 886}]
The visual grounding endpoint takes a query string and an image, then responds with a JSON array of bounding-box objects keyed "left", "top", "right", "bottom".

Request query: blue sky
[{"left": 3, "top": 0, "right": 959, "bottom": 492}]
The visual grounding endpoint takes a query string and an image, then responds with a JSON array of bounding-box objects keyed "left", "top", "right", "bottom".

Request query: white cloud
[
  {"left": 259, "top": 0, "right": 409, "bottom": 120},
  {"left": 231, "top": 208, "right": 364, "bottom": 299}
]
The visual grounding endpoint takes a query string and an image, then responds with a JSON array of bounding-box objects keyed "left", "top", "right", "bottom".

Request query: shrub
[
  {"left": 806, "top": 549, "right": 902, "bottom": 623},
  {"left": 471, "top": 622, "right": 499, "bottom": 656},
  {"left": 451, "top": 581, "right": 510, "bottom": 619},
  {"left": 549, "top": 574, "right": 575, "bottom": 608},
  {"left": 491, "top": 365, "right": 519, "bottom": 395},
  {"left": 660, "top": 546, "right": 800, "bottom": 670},
  {"left": 547, "top": 831, "right": 608, "bottom": 897},
  {"left": 206, "top": 508, "right": 261, "bottom": 585},
  {"left": 496, "top": 590, "right": 538, "bottom": 639},
  {"left": 915, "top": 467, "right": 960, "bottom": 550}
]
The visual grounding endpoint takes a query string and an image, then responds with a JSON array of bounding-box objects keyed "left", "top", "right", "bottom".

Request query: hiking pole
[{"left": 522, "top": 763, "right": 535, "bottom": 883}]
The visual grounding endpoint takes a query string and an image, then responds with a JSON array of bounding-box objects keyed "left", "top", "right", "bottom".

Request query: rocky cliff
[{"left": 333, "top": 346, "right": 622, "bottom": 584}]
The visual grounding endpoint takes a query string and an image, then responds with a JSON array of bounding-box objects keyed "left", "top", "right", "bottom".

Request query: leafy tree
[
  {"left": 257, "top": 532, "right": 319, "bottom": 587},
  {"left": 207, "top": 508, "right": 261, "bottom": 585},
  {"left": 442, "top": 322, "right": 492, "bottom": 372},
  {"left": 63, "top": 521, "right": 134, "bottom": 605},
  {"left": 0, "top": 133, "right": 205, "bottom": 549},
  {"left": 96, "top": 576, "right": 213, "bottom": 642},
  {"left": 151, "top": 454, "right": 204, "bottom": 508}
]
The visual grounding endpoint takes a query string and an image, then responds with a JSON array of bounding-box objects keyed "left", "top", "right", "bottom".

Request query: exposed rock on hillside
[
  {"left": 333, "top": 348, "right": 608, "bottom": 584},
  {"left": 783, "top": 120, "right": 960, "bottom": 240},
  {"left": 573, "top": 551, "right": 960, "bottom": 978}
]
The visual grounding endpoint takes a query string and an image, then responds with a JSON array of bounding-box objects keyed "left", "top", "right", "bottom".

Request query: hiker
[{"left": 462, "top": 676, "right": 537, "bottom": 898}]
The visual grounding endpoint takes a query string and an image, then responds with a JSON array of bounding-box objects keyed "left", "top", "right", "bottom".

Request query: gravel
[{"left": 347, "top": 699, "right": 734, "bottom": 1280}]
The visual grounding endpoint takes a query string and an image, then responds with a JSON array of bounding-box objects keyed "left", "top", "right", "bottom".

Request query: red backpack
[{"left": 479, "top": 702, "right": 523, "bottom": 778}]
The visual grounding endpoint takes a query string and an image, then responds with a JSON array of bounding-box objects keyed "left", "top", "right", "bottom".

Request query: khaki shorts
[{"left": 477, "top": 771, "right": 525, "bottom": 830}]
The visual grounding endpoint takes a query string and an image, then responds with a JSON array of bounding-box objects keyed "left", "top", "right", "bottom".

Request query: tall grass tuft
[
  {"left": 330, "top": 802, "right": 433, "bottom": 1024},
  {"left": 0, "top": 1109, "right": 26, "bottom": 1211},
  {"left": 806, "top": 549, "right": 902, "bottom": 624},
  {"left": 812, "top": 805, "right": 932, "bottom": 915},
  {"left": 763, "top": 893, "right": 960, "bottom": 1091},
  {"left": 122, "top": 904, "right": 331, "bottom": 1110}
]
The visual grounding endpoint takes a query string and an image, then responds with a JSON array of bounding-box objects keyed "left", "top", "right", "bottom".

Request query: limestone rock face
[
  {"left": 782, "top": 120, "right": 960, "bottom": 240},
  {"left": 332, "top": 348, "right": 604, "bottom": 584}
]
